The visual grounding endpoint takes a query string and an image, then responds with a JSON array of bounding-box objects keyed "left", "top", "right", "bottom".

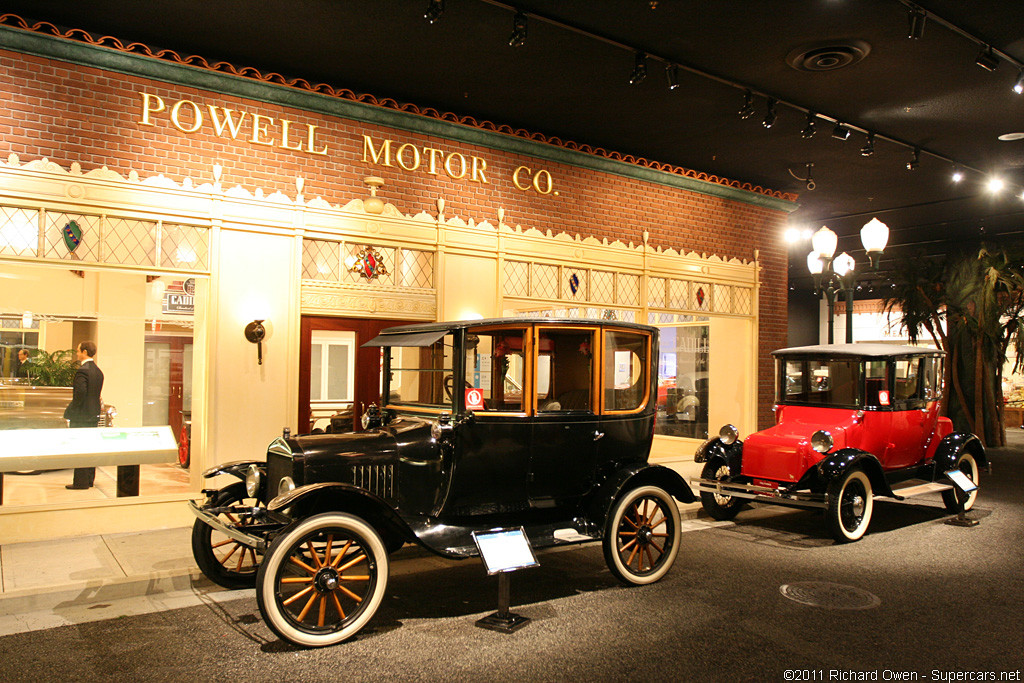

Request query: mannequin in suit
[{"left": 64, "top": 340, "right": 104, "bottom": 490}]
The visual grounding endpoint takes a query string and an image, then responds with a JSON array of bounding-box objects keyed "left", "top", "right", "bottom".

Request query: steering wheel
[{"left": 443, "top": 374, "right": 454, "bottom": 400}]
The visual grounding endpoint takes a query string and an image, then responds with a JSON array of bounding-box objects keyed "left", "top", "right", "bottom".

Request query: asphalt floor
[{"left": 0, "top": 434, "right": 1021, "bottom": 682}]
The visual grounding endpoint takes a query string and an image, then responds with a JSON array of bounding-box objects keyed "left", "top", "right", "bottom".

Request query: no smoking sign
[{"left": 465, "top": 388, "right": 485, "bottom": 410}]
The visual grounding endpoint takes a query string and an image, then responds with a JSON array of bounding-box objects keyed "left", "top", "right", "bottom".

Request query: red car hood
[{"left": 741, "top": 407, "right": 858, "bottom": 483}]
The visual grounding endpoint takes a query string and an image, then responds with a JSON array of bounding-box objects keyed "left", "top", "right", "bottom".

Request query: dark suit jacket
[{"left": 63, "top": 359, "right": 104, "bottom": 425}]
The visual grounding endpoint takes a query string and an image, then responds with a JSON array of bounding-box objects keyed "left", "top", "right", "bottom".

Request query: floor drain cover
[{"left": 780, "top": 582, "right": 881, "bottom": 610}]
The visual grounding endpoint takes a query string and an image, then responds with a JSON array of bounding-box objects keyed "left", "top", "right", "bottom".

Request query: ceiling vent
[{"left": 786, "top": 41, "right": 871, "bottom": 72}]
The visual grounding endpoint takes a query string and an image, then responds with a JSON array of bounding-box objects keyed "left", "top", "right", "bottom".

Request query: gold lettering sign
[{"left": 136, "top": 91, "right": 328, "bottom": 157}]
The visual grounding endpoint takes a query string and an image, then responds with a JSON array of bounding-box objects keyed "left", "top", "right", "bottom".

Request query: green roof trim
[{"left": 0, "top": 25, "right": 797, "bottom": 213}]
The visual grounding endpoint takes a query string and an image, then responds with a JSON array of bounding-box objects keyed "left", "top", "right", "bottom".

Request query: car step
[{"left": 887, "top": 481, "right": 953, "bottom": 498}]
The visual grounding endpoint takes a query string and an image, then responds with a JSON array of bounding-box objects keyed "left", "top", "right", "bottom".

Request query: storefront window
[
  {"left": 0, "top": 264, "right": 201, "bottom": 505},
  {"left": 655, "top": 324, "right": 709, "bottom": 438}
]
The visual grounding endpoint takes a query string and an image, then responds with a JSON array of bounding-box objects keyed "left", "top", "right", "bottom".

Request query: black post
[
  {"left": 844, "top": 287, "right": 855, "bottom": 344},
  {"left": 826, "top": 286, "right": 835, "bottom": 345}
]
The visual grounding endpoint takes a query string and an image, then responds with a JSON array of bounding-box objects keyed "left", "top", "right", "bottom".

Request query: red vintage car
[{"left": 693, "top": 344, "right": 986, "bottom": 542}]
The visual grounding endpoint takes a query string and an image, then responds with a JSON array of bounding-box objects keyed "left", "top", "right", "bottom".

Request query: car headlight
[
  {"left": 278, "top": 476, "right": 295, "bottom": 497},
  {"left": 719, "top": 424, "right": 739, "bottom": 446},
  {"left": 245, "top": 464, "right": 262, "bottom": 497},
  {"left": 361, "top": 412, "right": 371, "bottom": 429},
  {"left": 810, "top": 430, "right": 834, "bottom": 454}
]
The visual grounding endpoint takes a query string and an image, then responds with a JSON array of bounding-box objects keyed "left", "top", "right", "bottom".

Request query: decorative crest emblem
[
  {"left": 568, "top": 272, "right": 580, "bottom": 295},
  {"left": 349, "top": 246, "right": 389, "bottom": 280},
  {"left": 696, "top": 286, "right": 706, "bottom": 307},
  {"left": 62, "top": 220, "right": 82, "bottom": 253}
]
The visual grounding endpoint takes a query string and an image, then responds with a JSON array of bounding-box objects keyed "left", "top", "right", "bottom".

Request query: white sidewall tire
[
  {"left": 828, "top": 469, "right": 873, "bottom": 543},
  {"left": 604, "top": 485, "right": 681, "bottom": 585},
  {"left": 256, "top": 513, "right": 389, "bottom": 648}
]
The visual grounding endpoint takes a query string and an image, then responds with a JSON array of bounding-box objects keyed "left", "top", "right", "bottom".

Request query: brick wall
[{"left": 0, "top": 48, "right": 789, "bottom": 430}]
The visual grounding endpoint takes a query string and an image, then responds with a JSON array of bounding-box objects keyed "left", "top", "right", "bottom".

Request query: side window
[
  {"left": 465, "top": 329, "right": 526, "bottom": 412},
  {"left": 894, "top": 359, "right": 922, "bottom": 402},
  {"left": 864, "top": 360, "right": 888, "bottom": 407},
  {"left": 921, "top": 356, "right": 942, "bottom": 401},
  {"left": 604, "top": 330, "right": 648, "bottom": 412},
  {"left": 781, "top": 359, "right": 861, "bottom": 407},
  {"left": 537, "top": 328, "right": 594, "bottom": 412}
]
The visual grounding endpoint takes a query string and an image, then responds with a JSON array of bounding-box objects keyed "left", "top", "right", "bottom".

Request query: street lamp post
[{"left": 807, "top": 219, "right": 889, "bottom": 344}]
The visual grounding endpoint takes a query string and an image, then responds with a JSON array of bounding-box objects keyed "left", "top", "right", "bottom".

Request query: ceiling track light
[
  {"left": 762, "top": 99, "right": 778, "bottom": 129},
  {"left": 424, "top": 0, "right": 444, "bottom": 24},
  {"left": 801, "top": 112, "right": 817, "bottom": 139},
  {"left": 1014, "top": 68, "right": 1024, "bottom": 95},
  {"left": 861, "top": 132, "right": 875, "bottom": 156},
  {"left": 907, "top": 6, "right": 926, "bottom": 40},
  {"left": 508, "top": 12, "right": 527, "bottom": 47},
  {"left": 738, "top": 90, "right": 755, "bottom": 119},
  {"left": 976, "top": 46, "right": 1000, "bottom": 71},
  {"left": 952, "top": 165, "right": 964, "bottom": 182},
  {"left": 629, "top": 51, "right": 648, "bottom": 85},
  {"left": 906, "top": 147, "right": 921, "bottom": 170},
  {"left": 831, "top": 123, "right": 851, "bottom": 141},
  {"left": 665, "top": 64, "right": 679, "bottom": 90}
]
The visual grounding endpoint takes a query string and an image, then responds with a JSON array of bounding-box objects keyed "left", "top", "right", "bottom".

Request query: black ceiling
[{"left": 5, "top": 0, "right": 1024, "bottom": 294}]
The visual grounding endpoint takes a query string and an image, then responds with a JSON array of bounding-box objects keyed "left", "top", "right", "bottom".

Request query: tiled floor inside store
[{"left": 1, "top": 463, "right": 191, "bottom": 506}]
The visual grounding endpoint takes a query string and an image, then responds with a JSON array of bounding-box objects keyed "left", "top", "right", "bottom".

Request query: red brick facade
[{"left": 0, "top": 46, "right": 789, "bottom": 430}]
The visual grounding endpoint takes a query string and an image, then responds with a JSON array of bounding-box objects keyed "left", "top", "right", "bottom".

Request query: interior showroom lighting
[
  {"left": 988, "top": 177, "right": 1005, "bottom": 192},
  {"left": 976, "top": 46, "right": 1000, "bottom": 71},
  {"left": 629, "top": 51, "right": 648, "bottom": 85},
  {"left": 738, "top": 90, "right": 755, "bottom": 119},
  {"left": 831, "top": 123, "right": 851, "bottom": 141}
]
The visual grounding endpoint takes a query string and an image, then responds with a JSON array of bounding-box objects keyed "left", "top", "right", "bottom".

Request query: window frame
[{"left": 600, "top": 328, "right": 652, "bottom": 415}]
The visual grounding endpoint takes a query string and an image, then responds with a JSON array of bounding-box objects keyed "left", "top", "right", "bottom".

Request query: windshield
[
  {"left": 779, "top": 358, "right": 862, "bottom": 408},
  {"left": 385, "top": 334, "right": 456, "bottom": 410}
]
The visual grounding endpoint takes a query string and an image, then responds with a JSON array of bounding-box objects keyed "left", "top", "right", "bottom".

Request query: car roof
[
  {"left": 772, "top": 343, "right": 944, "bottom": 359},
  {"left": 377, "top": 317, "right": 657, "bottom": 336}
]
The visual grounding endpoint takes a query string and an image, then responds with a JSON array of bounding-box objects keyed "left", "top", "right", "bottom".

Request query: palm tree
[{"left": 26, "top": 349, "right": 78, "bottom": 387}]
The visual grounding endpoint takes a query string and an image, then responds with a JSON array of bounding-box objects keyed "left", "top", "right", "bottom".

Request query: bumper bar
[
  {"left": 691, "top": 478, "right": 827, "bottom": 509},
  {"left": 187, "top": 499, "right": 269, "bottom": 552}
]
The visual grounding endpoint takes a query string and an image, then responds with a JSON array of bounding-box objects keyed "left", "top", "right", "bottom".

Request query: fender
[
  {"left": 694, "top": 437, "right": 744, "bottom": 476},
  {"left": 201, "top": 460, "right": 263, "bottom": 481},
  {"left": 589, "top": 464, "right": 695, "bottom": 528},
  {"left": 931, "top": 432, "right": 988, "bottom": 473},
  {"left": 816, "top": 448, "right": 898, "bottom": 498},
  {"left": 268, "top": 482, "right": 415, "bottom": 549}
]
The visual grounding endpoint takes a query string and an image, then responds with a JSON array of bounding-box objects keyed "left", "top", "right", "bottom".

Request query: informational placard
[
  {"left": 945, "top": 468, "right": 978, "bottom": 493},
  {"left": 472, "top": 527, "right": 539, "bottom": 575},
  {"left": 0, "top": 426, "right": 178, "bottom": 471}
]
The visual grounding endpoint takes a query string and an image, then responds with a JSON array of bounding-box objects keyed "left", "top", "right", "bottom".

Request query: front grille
[
  {"left": 267, "top": 450, "right": 294, "bottom": 501},
  {"left": 353, "top": 464, "right": 396, "bottom": 501}
]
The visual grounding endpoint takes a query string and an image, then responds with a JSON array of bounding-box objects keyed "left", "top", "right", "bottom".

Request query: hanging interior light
[
  {"left": 424, "top": 0, "right": 444, "bottom": 23},
  {"left": 812, "top": 225, "right": 838, "bottom": 260},
  {"left": 976, "top": 46, "right": 1000, "bottom": 71},
  {"left": 762, "top": 99, "right": 778, "bottom": 129},
  {"left": 951, "top": 165, "right": 964, "bottom": 182},
  {"left": 508, "top": 12, "right": 527, "bottom": 47},
  {"left": 21, "top": 311, "right": 32, "bottom": 328},
  {"left": 861, "top": 132, "right": 875, "bottom": 156},
  {"left": 629, "top": 51, "right": 648, "bottom": 85},
  {"left": 860, "top": 218, "right": 889, "bottom": 269},
  {"left": 988, "top": 177, "right": 1005, "bottom": 193},
  {"left": 907, "top": 6, "right": 926, "bottom": 40},
  {"left": 738, "top": 90, "right": 755, "bottom": 119},
  {"left": 906, "top": 147, "right": 920, "bottom": 170},
  {"left": 832, "top": 123, "right": 851, "bottom": 141},
  {"left": 665, "top": 64, "right": 679, "bottom": 90},
  {"left": 801, "top": 112, "right": 817, "bottom": 139},
  {"left": 1014, "top": 68, "right": 1024, "bottom": 95}
]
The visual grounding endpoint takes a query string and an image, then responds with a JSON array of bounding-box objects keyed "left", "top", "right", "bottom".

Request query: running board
[
  {"left": 691, "top": 478, "right": 827, "bottom": 509},
  {"left": 885, "top": 481, "right": 953, "bottom": 499}
]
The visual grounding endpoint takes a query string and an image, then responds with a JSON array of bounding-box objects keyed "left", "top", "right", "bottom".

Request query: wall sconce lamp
[{"left": 245, "top": 320, "right": 266, "bottom": 365}]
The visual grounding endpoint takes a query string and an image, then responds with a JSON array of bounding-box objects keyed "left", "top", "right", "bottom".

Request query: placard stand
[
  {"left": 472, "top": 527, "right": 539, "bottom": 634},
  {"left": 944, "top": 468, "right": 979, "bottom": 528}
]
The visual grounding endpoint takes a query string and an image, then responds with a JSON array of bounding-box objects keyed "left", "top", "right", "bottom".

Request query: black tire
[
  {"left": 603, "top": 485, "right": 681, "bottom": 585},
  {"left": 699, "top": 461, "right": 743, "bottom": 521},
  {"left": 191, "top": 483, "right": 261, "bottom": 589},
  {"left": 826, "top": 468, "right": 873, "bottom": 543},
  {"left": 256, "top": 512, "right": 389, "bottom": 648},
  {"left": 941, "top": 451, "right": 980, "bottom": 512}
]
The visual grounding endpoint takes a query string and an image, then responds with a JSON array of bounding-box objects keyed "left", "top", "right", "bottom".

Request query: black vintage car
[{"left": 189, "top": 318, "right": 694, "bottom": 647}]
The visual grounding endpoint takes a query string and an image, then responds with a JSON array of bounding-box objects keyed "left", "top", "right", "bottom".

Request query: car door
[
  {"left": 883, "top": 357, "right": 931, "bottom": 469},
  {"left": 529, "top": 325, "right": 602, "bottom": 506}
]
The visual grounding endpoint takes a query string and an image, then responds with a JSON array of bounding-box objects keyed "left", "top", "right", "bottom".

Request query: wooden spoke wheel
[
  {"left": 191, "top": 482, "right": 262, "bottom": 589},
  {"left": 256, "top": 513, "right": 388, "bottom": 648},
  {"left": 942, "top": 451, "right": 980, "bottom": 512},
  {"left": 603, "top": 485, "right": 680, "bottom": 585},
  {"left": 826, "top": 468, "right": 873, "bottom": 543},
  {"left": 699, "top": 461, "right": 744, "bottom": 521}
]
